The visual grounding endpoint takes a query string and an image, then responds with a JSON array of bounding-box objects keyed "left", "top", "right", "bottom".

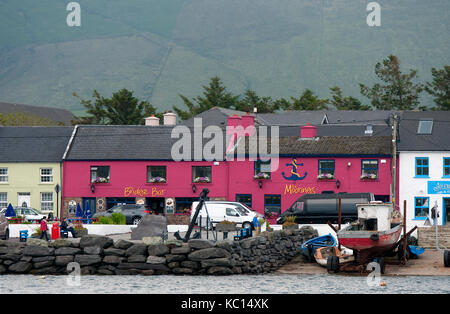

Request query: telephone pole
[{"left": 392, "top": 114, "right": 398, "bottom": 207}]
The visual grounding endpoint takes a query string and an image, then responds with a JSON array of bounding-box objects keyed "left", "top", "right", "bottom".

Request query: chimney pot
[
  {"left": 300, "top": 124, "right": 317, "bottom": 139},
  {"left": 145, "top": 116, "right": 160, "bottom": 126},
  {"left": 163, "top": 112, "right": 177, "bottom": 126}
]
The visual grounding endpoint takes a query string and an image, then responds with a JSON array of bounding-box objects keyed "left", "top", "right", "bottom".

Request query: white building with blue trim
[{"left": 398, "top": 111, "right": 450, "bottom": 228}]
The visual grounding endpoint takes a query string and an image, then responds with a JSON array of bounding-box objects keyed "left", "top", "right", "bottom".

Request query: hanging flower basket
[
  {"left": 194, "top": 176, "right": 210, "bottom": 183},
  {"left": 149, "top": 176, "right": 166, "bottom": 183},
  {"left": 317, "top": 173, "right": 334, "bottom": 180},
  {"left": 254, "top": 172, "right": 270, "bottom": 180},
  {"left": 360, "top": 173, "right": 378, "bottom": 180},
  {"left": 92, "top": 176, "right": 109, "bottom": 183}
]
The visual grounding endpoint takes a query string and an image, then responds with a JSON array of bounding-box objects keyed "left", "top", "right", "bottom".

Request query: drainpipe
[{"left": 61, "top": 125, "right": 79, "bottom": 219}]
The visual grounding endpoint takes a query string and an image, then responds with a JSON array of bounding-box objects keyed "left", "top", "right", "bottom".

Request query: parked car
[
  {"left": 277, "top": 193, "right": 375, "bottom": 224},
  {"left": 13, "top": 207, "right": 46, "bottom": 222},
  {"left": 0, "top": 212, "right": 9, "bottom": 240},
  {"left": 94, "top": 204, "right": 149, "bottom": 225},
  {"left": 190, "top": 201, "right": 263, "bottom": 229}
]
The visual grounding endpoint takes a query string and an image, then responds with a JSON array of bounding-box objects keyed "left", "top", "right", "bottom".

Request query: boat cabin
[{"left": 354, "top": 202, "right": 397, "bottom": 232}]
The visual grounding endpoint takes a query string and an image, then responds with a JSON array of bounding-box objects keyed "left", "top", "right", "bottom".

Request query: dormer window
[{"left": 417, "top": 120, "right": 433, "bottom": 134}]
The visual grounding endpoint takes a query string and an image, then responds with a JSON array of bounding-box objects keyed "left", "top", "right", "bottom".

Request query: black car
[
  {"left": 277, "top": 193, "right": 375, "bottom": 224},
  {"left": 94, "top": 204, "right": 150, "bottom": 225}
]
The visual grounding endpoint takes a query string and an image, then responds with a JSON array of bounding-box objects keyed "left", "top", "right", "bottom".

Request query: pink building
[{"left": 62, "top": 120, "right": 394, "bottom": 220}]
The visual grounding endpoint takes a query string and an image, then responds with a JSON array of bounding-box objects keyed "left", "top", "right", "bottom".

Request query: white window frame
[
  {"left": 40, "top": 192, "right": 53, "bottom": 212},
  {"left": 0, "top": 192, "right": 7, "bottom": 208},
  {"left": 40, "top": 168, "right": 53, "bottom": 183},
  {"left": 0, "top": 168, "right": 8, "bottom": 183}
]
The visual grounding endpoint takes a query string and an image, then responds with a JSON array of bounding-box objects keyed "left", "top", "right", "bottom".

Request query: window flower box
[
  {"left": 360, "top": 173, "right": 378, "bottom": 180},
  {"left": 149, "top": 176, "right": 166, "bottom": 183},
  {"left": 91, "top": 176, "right": 109, "bottom": 183},
  {"left": 194, "top": 176, "right": 210, "bottom": 183},
  {"left": 254, "top": 172, "right": 270, "bottom": 180},
  {"left": 317, "top": 173, "right": 334, "bottom": 180}
]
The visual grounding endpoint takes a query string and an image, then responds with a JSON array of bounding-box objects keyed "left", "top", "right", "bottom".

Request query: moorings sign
[{"left": 427, "top": 181, "right": 450, "bottom": 194}]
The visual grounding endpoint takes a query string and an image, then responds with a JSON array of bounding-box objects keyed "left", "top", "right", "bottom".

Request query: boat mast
[{"left": 392, "top": 114, "right": 398, "bottom": 208}]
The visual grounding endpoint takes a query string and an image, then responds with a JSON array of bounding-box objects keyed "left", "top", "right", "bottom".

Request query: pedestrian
[
  {"left": 40, "top": 216, "right": 49, "bottom": 241},
  {"left": 61, "top": 218, "right": 77, "bottom": 238},
  {"left": 252, "top": 216, "right": 261, "bottom": 235}
]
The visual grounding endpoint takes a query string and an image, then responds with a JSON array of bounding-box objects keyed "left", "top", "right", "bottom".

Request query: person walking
[{"left": 40, "top": 216, "right": 49, "bottom": 241}]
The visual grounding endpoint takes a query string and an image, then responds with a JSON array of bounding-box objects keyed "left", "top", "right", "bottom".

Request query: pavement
[{"left": 277, "top": 249, "right": 450, "bottom": 276}]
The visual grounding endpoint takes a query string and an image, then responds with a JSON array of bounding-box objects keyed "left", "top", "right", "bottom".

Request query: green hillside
[{"left": 0, "top": 0, "right": 448, "bottom": 115}]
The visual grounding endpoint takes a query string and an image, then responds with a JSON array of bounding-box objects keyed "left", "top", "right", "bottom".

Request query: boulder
[
  {"left": 165, "top": 254, "right": 186, "bottom": 263},
  {"left": 9, "top": 262, "right": 32, "bottom": 273},
  {"left": 188, "top": 239, "right": 215, "bottom": 250},
  {"left": 188, "top": 248, "right": 231, "bottom": 261},
  {"left": 167, "top": 262, "right": 180, "bottom": 269},
  {"left": 32, "top": 256, "right": 55, "bottom": 263},
  {"left": 142, "top": 237, "right": 163, "bottom": 245},
  {"left": 216, "top": 240, "right": 233, "bottom": 252},
  {"left": 126, "top": 244, "right": 148, "bottom": 257},
  {"left": 83, "top": 246, "right": 103, "bottom": 255},
  {"left": 0, "top": 265, "right": 6, "bottom": 274},
  {"left": 51, "top": 239, "right": 72, "bottom": 248},
  {"left": 128, "top": 255, "right": 147, "bottom": 263},
  {"left": 118, "top": 262, "right": 170, "bottom": 272},
  {"left": 240, "top": 237, "right": 258, "bottom": 249},
  {"left": 131, "top": 215, "right": 167, "bottom": 240},
  {"left": 74, "top": 254, "right": 102, "bottom": 266},
  {"left": 147, "top": 244, "right": 169, "bottom": 256},
  {"left": 114, "top": 239, "right": 134, "bottom": 250},
  {"left": 172, "top": 267, "right": 194, "bottom": 275},
  {"left": 146, "top": 256, "right": 166, "bottom": 264},
  {"left": 103, "top": 255, "right": 124, "bottom": 265},
  {"left": 23, "top": 245, "right": 54, "bottom": 257},
  {"left": 103, "top": 248, "right": 126, "bottom": 256},
  {"left": 55, "top": 255, "right": 74, "bottom": 266},
  {"left": 165, "top": 240, "right": 183, "bottom": 248},
  {"left": 207, "top": 266, "right": 233, "bottom": 275},
  {"left": 171, "top": 246, "right": 191, "bottom": 255},
  {"left": 33, "top": 260, "right": 54, "bottom": 269},
  {"left": 55, "top": 247, "right": 81, "bottom": 256},
  {"left": 26, "top": 238, "right": 49, "bottom": 247},
  {"left": 200, "top": 258, "right": 232, "bottom": 268},
  {"left": 180, "top": 260, "right": 200, "bottom": 269},
  {"left": 79, "top": 235, "right": 113, "bottom": 249}
]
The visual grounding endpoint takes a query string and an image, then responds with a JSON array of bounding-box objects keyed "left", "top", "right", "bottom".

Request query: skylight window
[{"left": 417, "top": 120, "right": 433, "bottom": 134}]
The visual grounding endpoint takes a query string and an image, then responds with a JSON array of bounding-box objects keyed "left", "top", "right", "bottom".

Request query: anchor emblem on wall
[{"left": 282, "top": 159, "right": 308, "bottom": 181}]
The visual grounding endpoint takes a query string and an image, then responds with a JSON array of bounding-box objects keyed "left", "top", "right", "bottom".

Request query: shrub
[
  {"left": 97, "top": 216, "right": 113, "bottom": 224},
  {"left": 111, "top": 213, "right": 126, "bottom": 225}
]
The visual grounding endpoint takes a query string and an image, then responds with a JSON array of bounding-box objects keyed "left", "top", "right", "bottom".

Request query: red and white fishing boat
[{"left": 337, "top": 202, "right": 403, "bottom": 265}]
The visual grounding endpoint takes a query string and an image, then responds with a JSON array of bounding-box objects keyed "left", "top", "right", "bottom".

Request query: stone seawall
[{"left": 0, "top": 228, "right": 318, "bottom": 276}]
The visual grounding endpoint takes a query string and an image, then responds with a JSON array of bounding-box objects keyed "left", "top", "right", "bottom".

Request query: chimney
[
  {"left": 365, "top": 124, "right": 373, "bottom": 136},
  {"left": 227, "top": 114, "right": 242, "bottom": 134},
  {"left": 241, "top": 112, "right": 255, "bottom": 137},
  {"left": 300, "top": 123, "right": 317, "bottom": 139},
  {"left": 145, "top": 115, "right": 159, "bottom": 126},
  {"left": 163, "top": 111, "right": 177, "bottom": 126}
]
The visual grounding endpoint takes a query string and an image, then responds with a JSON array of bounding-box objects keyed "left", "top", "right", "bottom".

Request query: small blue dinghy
[
  {"left": 301, "top": 234, "right": 337, "bottom": 262},
  {"left": 409, "top": 245, "right": 425, "bottom": 258}
]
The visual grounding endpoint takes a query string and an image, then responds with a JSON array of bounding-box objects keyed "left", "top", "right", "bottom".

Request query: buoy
[{"left": 380, "top": 281, "right": 386, "bottom": 287}]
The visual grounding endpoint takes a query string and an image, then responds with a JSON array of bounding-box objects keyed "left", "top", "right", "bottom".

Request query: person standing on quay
[{"left": 40, "top": 216, "right": 49, "bottom": 241}]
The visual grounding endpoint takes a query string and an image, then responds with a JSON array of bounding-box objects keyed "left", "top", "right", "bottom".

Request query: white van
[{"left": 190, "top": 201, "right": 263, "bottom": 229}]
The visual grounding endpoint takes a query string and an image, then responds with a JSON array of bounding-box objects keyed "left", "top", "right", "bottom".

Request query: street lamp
[{"left": 54, "top": 184, "right": 60, "bottom": 219}]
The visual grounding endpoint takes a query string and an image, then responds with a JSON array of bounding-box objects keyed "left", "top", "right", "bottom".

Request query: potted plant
[
  {"left": 317, "top": 173, "right": 334, "bottom": 180},
  {"left": 149, "top": 176, "right": 166, "bottom": 183},
  {"left": 194, "top": 176, "right": 210, "bottom": 183},
  {"left": 282, "top": 216, "right": 298, "bottom": 230},
  {"left": 92, "top": 176, "right": 109, "bottom": 183},
  {"left": 73, "top": 219, "right": 88, "bottom": 237},
  {"left": 254, "top": 172, "right": 270, "bottom": 180},
  {"left": 360, "top": 173, "right": 377, "bottom": 180}
]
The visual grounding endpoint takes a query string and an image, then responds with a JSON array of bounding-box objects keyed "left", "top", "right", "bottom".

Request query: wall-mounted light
[
  {"left": 90, "top": 184, "right": 95, "bottom": 193},
  {"left": 192, "top": 184, "right": 196, "bottom": 193},
  {"left": 347, "top": 162, "right": 351, "bottom": 167},
  {"left": 336, "top": 180, "right": 341, "bottom": 189},
  {"left": 258, "top": 180, "right": 263, "bottom": 189}
]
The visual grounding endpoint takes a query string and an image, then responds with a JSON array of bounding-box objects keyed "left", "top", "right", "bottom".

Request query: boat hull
[{"left": 337, "top": 224, "right": 402, "bottom": 255}]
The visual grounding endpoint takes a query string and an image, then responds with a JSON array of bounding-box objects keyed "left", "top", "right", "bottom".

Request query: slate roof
[
  {"left": 0, "top": 102, "right": 76, "bottom": 126},
  {"left": 233, "top": 135, "right": 392, "bottom": 157},
  {"left": 278, "top": 125, "right": 391, "bottom": 137},
  {"left": 398, "top": 111, "right": 450, "bottom": 151},
  {"left": 0, "top": 127, "right": 74, "bottom": 162},
  {"left": 182, "top": 107, "right": 246, "bottom": 128}
]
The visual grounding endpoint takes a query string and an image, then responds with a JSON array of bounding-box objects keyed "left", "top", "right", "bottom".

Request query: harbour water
[{"left": 1, "top": 274, "right": 448, "bottom": 294}]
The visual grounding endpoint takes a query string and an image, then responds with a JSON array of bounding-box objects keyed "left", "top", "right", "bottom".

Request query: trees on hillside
[
  {"left": 425, "top": 66, "right": 450, "bottom": 110},
  {"left": 359, "top": 55, "right": 423, "bottom": 110},
  {"left": 0, "top": 112, "right": 58, "bottom": 126},
  {"left": 329, "top": 86, "right": 371, "bottom": 110},
  {"left": 74, "top": 88, "right": 161, "bottom": 125}
]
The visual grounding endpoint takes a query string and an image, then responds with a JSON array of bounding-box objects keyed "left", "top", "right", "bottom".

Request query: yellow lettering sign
[
  {"left": 124, "top": 186, "right": 148, "bottom": 197},
  {"left": 284, "top": 184, "right": 317, "bottom": 195}
]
